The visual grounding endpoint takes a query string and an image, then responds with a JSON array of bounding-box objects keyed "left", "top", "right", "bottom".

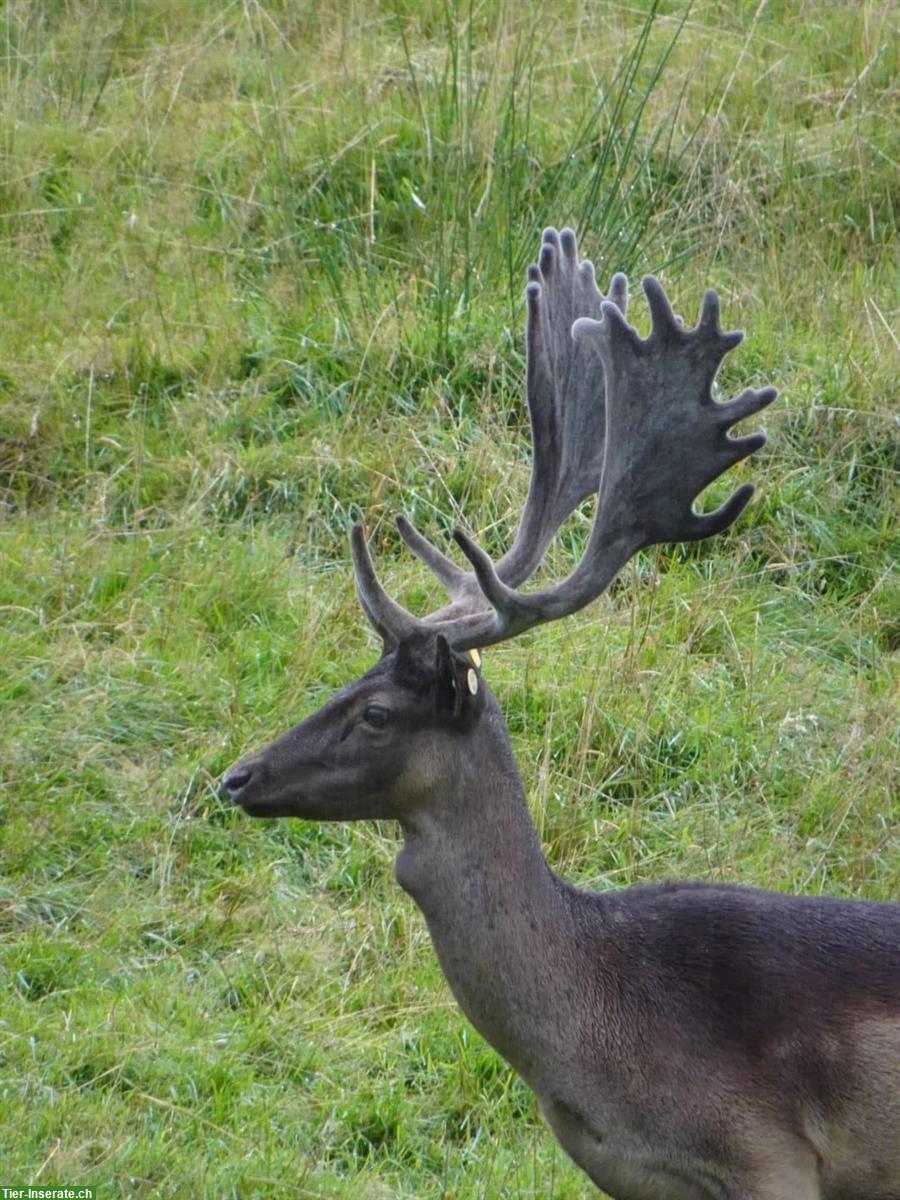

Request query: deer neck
[{"left": 394, "top": 696, "right": 576, "bottom": 1079}]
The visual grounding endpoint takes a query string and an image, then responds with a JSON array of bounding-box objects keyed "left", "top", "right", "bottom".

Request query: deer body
[
  {"left": 389, "top": 683, "right": 900, "bottom": 1200},
  {"left": 223, "top": 229, "right": 900, "bottom": 1198}
]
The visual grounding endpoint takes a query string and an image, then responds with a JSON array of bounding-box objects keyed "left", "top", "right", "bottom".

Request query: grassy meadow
[{"left": 1, "top": 0, "right": 897, "bottom": 1196}]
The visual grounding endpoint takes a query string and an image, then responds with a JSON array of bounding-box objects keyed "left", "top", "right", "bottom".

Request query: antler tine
[
  {"left": 395, "top": 514, "right": 498, "bottom": 625},
  {"left": 395, "top": 515, "right": 469, "bottom": 595},
  {"left": 350, "top": 524, "right": 418, "bottom": 649}
]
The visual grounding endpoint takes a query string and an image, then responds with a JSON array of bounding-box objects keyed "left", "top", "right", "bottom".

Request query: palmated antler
[
  {"left": 352, "top": 228, "right": 775, "bottom": 653},
  {"left": 500, "top": 228, "right": 628, "bottom": 586},
  {"left": 351, "top": 227, "right": 624, "bottom": 640}
]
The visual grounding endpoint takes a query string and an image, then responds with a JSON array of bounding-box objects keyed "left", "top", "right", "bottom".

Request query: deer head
[{"left": 221, "top": 630, "right": 486, "bottom": 821}]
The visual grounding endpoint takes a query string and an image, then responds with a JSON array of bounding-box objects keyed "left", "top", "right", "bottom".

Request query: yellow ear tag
[
  {"left": 466, "top": 668, "right": 478, "bottom": 696},
  {"left": 469, "top": 648, "right": 482, "bottom": 668}
]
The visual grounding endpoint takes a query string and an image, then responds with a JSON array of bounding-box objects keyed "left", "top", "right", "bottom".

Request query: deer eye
[{"left": 362, "top": 703, "right": 390, "bottom": 729}]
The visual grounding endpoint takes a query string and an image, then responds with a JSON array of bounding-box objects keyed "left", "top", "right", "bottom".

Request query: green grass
[{"left": 1, "top": 1, "right": 897, "bottom": 1196}]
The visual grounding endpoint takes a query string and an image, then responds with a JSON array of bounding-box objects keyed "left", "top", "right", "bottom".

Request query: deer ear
[
  {"left": 435, "top": 636, "right": 483, "bottom": 720},
  {"left": 434, "top": 634, "right": 461, "bottom": 716}
]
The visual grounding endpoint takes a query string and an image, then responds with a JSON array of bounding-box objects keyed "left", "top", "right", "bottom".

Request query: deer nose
[{"left": 221, "top": 764, "right": 254, "bottom": 799}]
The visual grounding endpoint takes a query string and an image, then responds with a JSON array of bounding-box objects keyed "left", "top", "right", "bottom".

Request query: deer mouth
[
  {"left": 235, "top": 797, "right": 295, "bottom": 818},
  {"left": 228, "top": 787, "right": 305, "bottom": 819}
]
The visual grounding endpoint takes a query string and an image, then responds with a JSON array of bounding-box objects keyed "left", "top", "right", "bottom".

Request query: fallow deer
[{"left": 223, "top": 228, "right": 900, "bottom": 1200}]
